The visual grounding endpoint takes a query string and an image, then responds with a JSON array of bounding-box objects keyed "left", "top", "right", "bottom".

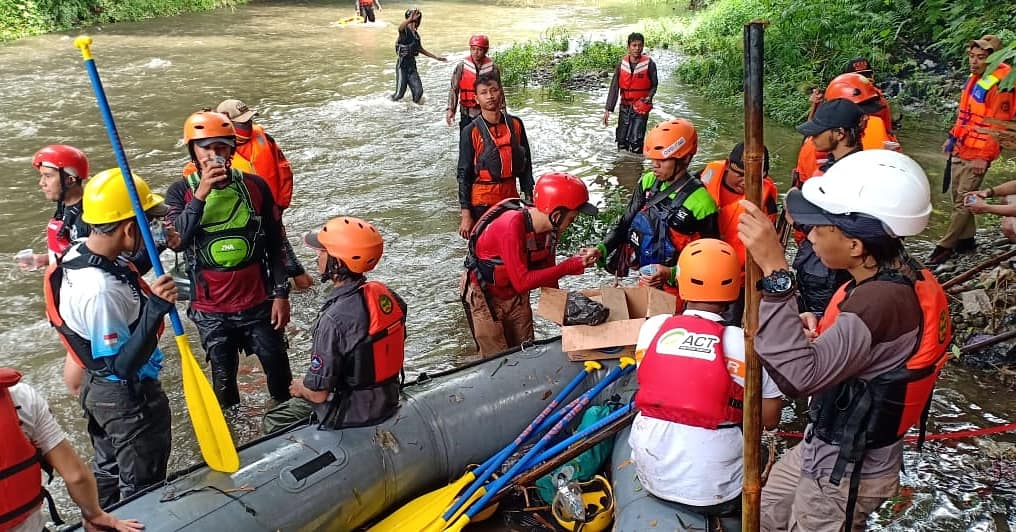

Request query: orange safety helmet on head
[
  {"left": 469, "top": 35, "right": 490, "bottom": 49},
  {"left": 825, "top": 73, "right": 884, "bottom": 114},
  {"left": 533, "top": 172, "right": 598, "bottom": 216},
  {"left": 306, "top": 216, "right": 384, "bottom": 274},
  {"left": 33, "top": 145, "right": 89, "bottom": 181},
  {"left": 183, "top": 111, "right": 236, "bottom": 144},
  {"left": 677, "top": 238, "right": 741, "bottom": 302},
  {"left": 644, "top": 119, "right": 698, "bottom": 160}
]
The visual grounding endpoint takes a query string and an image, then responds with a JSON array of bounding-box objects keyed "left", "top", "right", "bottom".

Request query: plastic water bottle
[
  {"left": 638, "top": 264, "right": 657, "bottom": 276},
  {"left": 554, "top": 471, "right": 585, "bottom": 522}
]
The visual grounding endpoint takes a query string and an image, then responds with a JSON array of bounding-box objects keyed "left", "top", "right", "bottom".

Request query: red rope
[{"left": 776, "top": 422, "right": 1016, "bottom": 442}]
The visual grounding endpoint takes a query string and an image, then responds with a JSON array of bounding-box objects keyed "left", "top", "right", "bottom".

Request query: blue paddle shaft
[{"left": 81, "top": 57, "right": 185, "bottom": 336}]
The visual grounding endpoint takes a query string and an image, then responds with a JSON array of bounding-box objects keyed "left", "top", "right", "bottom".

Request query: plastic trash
[
  {"left": 554, "top": 471, "right": 586, "bottom": 523},
  {"left": 564, "top": 292, "right": 609, "bottom": 326}
]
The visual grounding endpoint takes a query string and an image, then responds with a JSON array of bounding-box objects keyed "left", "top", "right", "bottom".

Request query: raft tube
[{"left": 103, "top": 339, "right": 614, "bottom": 531}]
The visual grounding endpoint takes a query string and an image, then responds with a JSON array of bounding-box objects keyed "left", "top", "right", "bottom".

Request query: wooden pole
[{"left": 742, "top": 19, "right": 767, "bottom": 532}]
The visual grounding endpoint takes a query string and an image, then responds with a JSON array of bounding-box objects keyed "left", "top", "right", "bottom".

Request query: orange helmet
[
  {"left": 183, "top": 111, "right": 236, "bottom": 144},
  {"left": 644, "top": 119, "right": 698, "bottom": 160},
  {"left": 677, "top": 239, "right": 741, "bottom": 302},
  {"left": 305, "top": 216, "right": 384, "bottom": 274},
  {"left": 824, "top": 73, "right": 883, "bottom": 114}
]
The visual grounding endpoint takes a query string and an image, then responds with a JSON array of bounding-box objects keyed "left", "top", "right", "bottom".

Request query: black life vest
[
  {"left": 473, "top": 113, "right": 527, "bottom": 187},
  {"left": 464, "top": 198, "right": 555, "bottom": 292}
]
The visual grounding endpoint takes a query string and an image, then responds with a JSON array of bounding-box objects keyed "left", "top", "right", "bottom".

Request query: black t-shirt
[{"left": 395, "top": 27, "right": 421, "bottom": 67}]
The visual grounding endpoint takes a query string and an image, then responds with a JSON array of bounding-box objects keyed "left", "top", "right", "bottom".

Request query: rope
[{"left": 776, "top": 422, "right": 1016, "bottom": 442}]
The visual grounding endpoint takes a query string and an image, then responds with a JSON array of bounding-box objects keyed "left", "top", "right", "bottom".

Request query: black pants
[
  {"left": 80, "top": 375, "right": 171, "bottom": 508},
  {"left": 189, "top": 301, "right": 293, "bottom": 407},
  {"left": 360, "top": 5, "right": 375, "bottom": 22},
  {"left": 392, "top": 58, "right": 423, "bottom": 103},
  {"left": 459, "top": 106, "right": 481, "bottom": 130},
  {"left": 616, "top": 104, "right": 649, "bottom": 153}
]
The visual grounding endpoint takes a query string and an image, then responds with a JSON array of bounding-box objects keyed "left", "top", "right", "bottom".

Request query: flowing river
[{"left": 0, "top": 0, "right": 1012, "bottom": 528}]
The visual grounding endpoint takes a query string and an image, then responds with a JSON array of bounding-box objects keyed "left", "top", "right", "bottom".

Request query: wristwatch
[{"left": 756, "top": 269, "right": 796, "bottom": 296}]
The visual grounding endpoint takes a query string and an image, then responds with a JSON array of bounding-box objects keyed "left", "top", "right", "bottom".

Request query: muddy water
[{"left": 0, "top": 0, "right": 1012, "bottom": 528}]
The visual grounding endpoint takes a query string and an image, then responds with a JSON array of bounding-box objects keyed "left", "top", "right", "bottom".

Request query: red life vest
[
  {"left": 465, "top": 199, "right": 555, "bottom": 297},
  {"left": 458, "top": 57, "right": 494, "bottom": 110},
  {"left": 470, "top": 113, "right": 527, "bottom": 207},
  {"left": 619, "top": 55, "right": 653, "bottom": 106},
  {"left": 0, "top": 368, "right": 44, "bottom": 530},
  {"left": 810, "top": 266, "right": 951, "bottom": 483},
  {"left": 346, "top": 282, "right": 407, "bottom": 387},
  {"left": 359, "top": 0, "right": 373, "bottom": 6},
  {"left": 46, "top": 218, "right": 72, "bottom": 258},
  {"left": 635, "top": 315, "right": 743, "bottom": 429},
  {"left": 950, "top": 63, "right": 1013, "bottom": 161},
  {"left": 43, "top": 249, "right": 161, "bottom": 374}
]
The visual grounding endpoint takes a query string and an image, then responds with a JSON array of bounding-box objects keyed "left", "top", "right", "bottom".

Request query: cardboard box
[{"left": 537, "top": 286, "right": 677, "bottom": 361}]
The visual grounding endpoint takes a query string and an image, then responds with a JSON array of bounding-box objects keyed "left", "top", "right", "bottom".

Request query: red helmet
[
  {"left": 533, "top": 173, "right": 598, "bottom": 216},
  {"left": 33, "top": 145, "right": 89, "bottom": 181},
  {"left": 632, "top": 99, "right": 653, "bottom": 116},
  {"left": 469, "top": 35, "right": 490, "bottom": 49},
  {"left": 825, "top": 73, "right": 882, "bottom": 111}
]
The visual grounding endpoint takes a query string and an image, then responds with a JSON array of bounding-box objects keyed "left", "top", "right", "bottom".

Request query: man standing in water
[
  {"left": 603, "top": 32, "right": 658, "bottom": 153},
  {"left": 447, "top": 35, "right": 503, "bottom": 130},
  {"left": 391, "top": 8, "right": 446, "bottom": 104},
  {"left": 457, "top": 74, "right": 534, "bottom": 238}
]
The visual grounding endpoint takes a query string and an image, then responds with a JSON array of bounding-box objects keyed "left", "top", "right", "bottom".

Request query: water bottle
[
  {"left": 638, "top": 264, "right": 657, "bottom": 276},
  {"left": 148, "top": 219, "right": 167, "bottom": 247},
  {"left": 554, "top": 470, "right": 585, "bottom": 522}
]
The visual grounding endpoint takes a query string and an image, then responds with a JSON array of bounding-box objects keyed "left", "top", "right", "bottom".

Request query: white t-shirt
[
  {"left": 8, "top": 382, "right": 67, "bottom": 532},
  {"left": 628, "top": 310, "right": 783, "bottom": 506}
]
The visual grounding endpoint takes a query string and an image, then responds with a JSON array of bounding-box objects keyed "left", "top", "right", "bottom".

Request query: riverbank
[{"left": 0, "top": 0, "right": 246, "bottom": 42}]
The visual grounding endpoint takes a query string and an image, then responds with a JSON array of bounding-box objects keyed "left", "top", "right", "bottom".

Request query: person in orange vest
[
  {"left": 211, "top": 99, "right": 313, "bottom": 290},
  {"left": 629, "top": 239, "right": 783, "bottom": 519},
  {"left": 263, "top": 216, "right": 407, "bottom": 433},
  {"left": 842, "top": 56, "right": 896, "bottom": 134},
  {"left": 738, "top": 149, "right": 950, "bottom": 531},
  {"left": 928, "top": 34, "right": 1016, "bottom": 265},
  {"left": 1, "top": 368, "right": 144, "bottom": 532},
  {"left": 698, "top": 143, "right": 778, "bottom": 322},
  {"left": 457, "top": 73, "right": 534, "bottom": 238},
  {"left": 603, "top": 32, "right": 658, "bottom": 153},
  {"left": 462, "top": 173, "right": 599, "bottom": 358},
  {"left": 446, "top": 35, "right": 504, "bottom": 130},
  {"left": 355, "top": 0, "right": 381, "bottom": 23}
]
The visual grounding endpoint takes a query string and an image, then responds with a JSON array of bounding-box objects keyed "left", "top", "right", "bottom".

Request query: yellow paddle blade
[
  {"left": 369, "top": 470, "right": 477, "bottom": 532},
  {"left": 444, "top": 514, "right": 471, "bottom": 532},
  {"left": 422, "top": 484, "right": 487, "bottom": 532},
  {"left": 177, "top": 334, "right": 239, "bottom": 473}
]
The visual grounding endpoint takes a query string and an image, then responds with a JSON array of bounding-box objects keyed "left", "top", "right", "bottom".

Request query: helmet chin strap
[{"left": 320, "top": 256, "right": 353, "bottom": 284}]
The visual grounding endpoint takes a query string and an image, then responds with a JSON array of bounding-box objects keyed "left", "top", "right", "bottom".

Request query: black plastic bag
[{"left": 564, "top": 292, "right": 609, "bottom": 326}]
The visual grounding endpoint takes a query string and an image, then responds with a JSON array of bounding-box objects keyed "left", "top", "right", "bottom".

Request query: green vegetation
[
  {"left": 559, "top": 187, "right": 628, "bottom": 253},
  {"left": 493, "top": 28, "right": 625, "bottom": 90},
  {"left": 1, "top": 0, "right": 246, "bottom": 42},
  {"left": 673, "top": 0, "right": 1016, "bottom": 125}
]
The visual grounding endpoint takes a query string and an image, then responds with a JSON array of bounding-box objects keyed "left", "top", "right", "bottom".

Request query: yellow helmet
[
  {"left": 551, "top": 475, "right": 615, "bottom": 532},
  {"left": 82, "top": 168, "right": 168, "bottom": 225}
]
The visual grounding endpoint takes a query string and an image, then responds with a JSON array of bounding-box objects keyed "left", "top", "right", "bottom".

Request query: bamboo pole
[{"left": 742, "top": 19, "right": 767, "bottom": 532}]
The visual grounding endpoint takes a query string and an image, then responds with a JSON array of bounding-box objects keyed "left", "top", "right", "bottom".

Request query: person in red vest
[
  {"left": 928, "top": 34, "right": 1016, "bottom": 265},
  {"left": 462, "top": 173, "right": 599, "bottom": 357},
  {"left": 738, "top": 150, "right": 951, "bottom": 531},
  {"left": 698, "top": 143, "right": 778, "bottom": 322},
  {"left": 603, "top": 32, "right": 658, "bottom": 153},
  {"left": 457, "top": 73, "right": 534, "bottom": 238},
  {"left": 446, "top": 35, "right": 504, "bottom": 130},
  {"left": 263, "top": 216, "right": 406, "bottom": 433},
  {"left": 629, "top": 239, "right": 783, "bottom": 521},
  {"left": 1, "top": 368, "right": 143, "bottom": 532},
  {"left": 355, "top": 0, "right": 381, "bottom": 23}
]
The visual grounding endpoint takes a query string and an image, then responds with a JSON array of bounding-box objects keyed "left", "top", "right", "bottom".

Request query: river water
[{"left": 0, "top": 0, "right": 1013, "bottom": 529}]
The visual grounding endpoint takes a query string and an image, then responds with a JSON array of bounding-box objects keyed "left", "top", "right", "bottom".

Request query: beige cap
[
  {"left": 215, "top": 99, "right": 257, "bottom": 122},
  {"left": 969, "top": 34, "right": 1002, "bottom": 53}
]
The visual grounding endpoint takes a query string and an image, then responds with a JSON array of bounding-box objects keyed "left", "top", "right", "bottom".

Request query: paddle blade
[
  {"left": 368, "top": 471, "right": 477, "bottom": 532},
  {"left": 177, "top": 334, "right": 239, "bottom": 473},
  {"left": 444, "top": 514, "right": 471, "bottom": 532}
]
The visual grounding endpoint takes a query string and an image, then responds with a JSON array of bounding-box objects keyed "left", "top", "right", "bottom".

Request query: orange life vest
[
  {"left": 811, "top": 266, "right": 951, "bottom": 484},
  {"left": 470, "top": 114, "right": 527, "bottom": 207},
  {"left": 346, "top": 282, "right": 406, "bottom": 387},
  {"left": 465, "top": 199, "right": 555, "bottom": 297},
  {"left": 636, "top": 315, "right": 743, "bottom": 429},
  {"left": 700, "top": 160, "right": 778, "bottom": 268},
  {"left": 619, "top": 55, "right": 653, "bottom": 106},
  {"left": 235, "top": 125, "right": 294, "bottom": 210},
  {"left": 359, "top": 0, "right": 373, "bottom": 6},
  {"left": 458, "top": 57, "right": 495, "bottom": 109},
  {"left": 874, "top": 94, "right": 894, "bottom": 136},
  {"left": 950, "top": 63, "right": 1014, "bottom": 161},
  {"left": 860, "top": 116, "right": 898, "bottom": 151},
  {"left": 0, "top": 368, "right": 44, "bottom": 530}
]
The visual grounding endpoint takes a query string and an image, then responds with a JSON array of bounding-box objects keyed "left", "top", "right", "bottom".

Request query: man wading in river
[
  {"left": 446, "top": 34, "right": 504, "bottom": 130},
  {"left": 391, "top": 8, "right": 446, "bottom": 104},
  {"left": 603, "top": 32, "right": 658, "bottom": 154}
]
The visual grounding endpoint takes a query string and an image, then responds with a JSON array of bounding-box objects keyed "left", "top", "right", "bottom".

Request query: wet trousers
[
  {"left": 616, "top": 104, "right": 649, "bottom": 153},
  {"left": 760, "top": 442, "right": 898, "bottom": 532},
  {"left": 360, "top": 5, "right": 375, "bottom": 22},
  {"left": 80, "top": 374, "right": 171, "bottom": 508},
  {"left": 189, "top": 301, "right": 293, "bottom": 408},
  {"left": 392, "top": 58, "right": 423, "bottom": 103},
  {"left": 461, "top": 273, "right": 534, "bottom": 358},
  {"left": 939, "top": 156, "right": 989, "bottom": 248}
]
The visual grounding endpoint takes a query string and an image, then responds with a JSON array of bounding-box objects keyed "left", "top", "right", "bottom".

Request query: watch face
[{"left": 773, "top": 273, "right": 793, "bottom": 292}]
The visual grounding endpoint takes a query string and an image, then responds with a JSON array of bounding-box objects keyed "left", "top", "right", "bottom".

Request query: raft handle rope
[
  {"left": 776, "top": 421, "right": 1016, "bottom": 442},
  {"left": 159, "top": 485, "right": 257, "bottom": 515}
]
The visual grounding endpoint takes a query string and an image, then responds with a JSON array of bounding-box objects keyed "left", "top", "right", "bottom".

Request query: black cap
[
  {"left": 303, "top": 230, "right": 325, "bottom": 250},
  {"left": 727, "top": 142, "right": 770, "bottom": 174},
  {"left": 796, "top": 99, "right": 865, "bottom": 137},
  {"left": 844, "top": 56, "right": 873, "bottom": 76},
  {"left": 786, "top": 189, "right": 890, "bottom": 238}
]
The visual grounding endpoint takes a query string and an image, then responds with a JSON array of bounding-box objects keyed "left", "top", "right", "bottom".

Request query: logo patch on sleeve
[{"left": 310, "top": 354, "right": 324, "bottom": 372}]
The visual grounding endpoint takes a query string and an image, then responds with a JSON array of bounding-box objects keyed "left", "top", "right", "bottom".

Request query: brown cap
[
  {"left": 215, "top": 99, "right": 257, "bottom": 122},
  {"left": 969, "top": 34, "right": 1002, "bottom": 53}
]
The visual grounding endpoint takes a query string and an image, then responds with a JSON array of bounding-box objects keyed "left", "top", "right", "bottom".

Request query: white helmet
[{"left": 794, "top": 149, "right": 931, "bottom": 237}]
